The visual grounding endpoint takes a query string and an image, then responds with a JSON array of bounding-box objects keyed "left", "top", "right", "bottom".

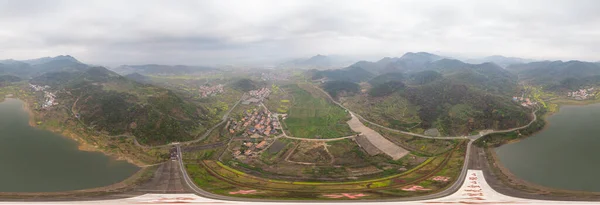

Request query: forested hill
[
  {"left": 31, "top": 67, "right": 219, "bottom": 145},
  {"left": 0, "top": 55, "right": 88, "bottom": 78},
  {"left": 507, "top": 60, "right": 600, "bottom": 90},
  {"left": 319, "top": 56, "right": 527, "bottom": 136}
]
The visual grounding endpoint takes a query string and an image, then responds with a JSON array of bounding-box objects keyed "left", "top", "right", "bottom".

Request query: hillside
[
  {"left": 231, "top": 78, "right": 261, "bottom": 92},
  {"left": 337, "top": 58, "right": 528, "bottom": 136},
  {"left": 0, "top": 75, "right": 21, "bottom": 86},
  {"left": 0, "top": 55, "right": 89, "bottom": 78},
  {"left": 321, "top": 80, "right": 360, "bottom": 98},
  {"left": 124, "top": 72, "right": 150, "bottom": 83},
  {"left": 465, "top": 55, "right": 534, "bottom": 68},
  {"left": 507, "top": 61, "right": 600, "bottom": 90},
  {"left": 31, "top": 67, "right": 218, "bottom": 145},
  {"left": 311, "top": 66, "right": 374, "bottom": 83}
]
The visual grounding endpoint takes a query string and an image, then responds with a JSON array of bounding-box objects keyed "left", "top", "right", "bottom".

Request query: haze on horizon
[{"left": 0, "top": 0, "right": 599, "bottom": 66}]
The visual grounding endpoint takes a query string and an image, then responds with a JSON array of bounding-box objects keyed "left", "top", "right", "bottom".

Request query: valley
[{"left": 0, "top": 52, "right": 597, "bottom": 202}]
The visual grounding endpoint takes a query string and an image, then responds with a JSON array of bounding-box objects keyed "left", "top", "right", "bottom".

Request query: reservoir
[
  {"left": 0, "top": 98, "right": 139, "bottom": 192},
  {"left": 496, "top": 103, "right": 600, "bottom": 191}
]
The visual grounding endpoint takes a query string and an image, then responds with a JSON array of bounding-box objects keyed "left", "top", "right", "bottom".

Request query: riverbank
[
  {"left": 0, "top": 165, "right": 158, "bottom": 200},
  {"left": 481, "top": 101, "right": 600, "bottom": 199},
  {"left": 15, "top": 97, "right": 156, "bottom": 167}
]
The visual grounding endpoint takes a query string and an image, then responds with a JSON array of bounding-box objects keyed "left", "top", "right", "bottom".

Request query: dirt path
[{"left": 346, "top": 112, "right": 409, "bottom": 160}]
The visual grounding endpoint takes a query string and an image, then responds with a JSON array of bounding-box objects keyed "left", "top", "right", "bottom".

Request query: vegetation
[
  {"left": 232, "top": 78, "right": 260, "bottom": 92},
  {"left": 283, "top": 84, "right": 354, "bottom": 139},
  {"left": 321, "top": 80, "right": 360, "bottom": 98},
  {"left": 368, "top": 72, "right": 404, "bottom": 86},
  {"left": 183, "top": 140, "right": 466, "bottom": 200},
  {"left": 312, "top": 66, "right": 374, "bottom": 83},
  {"left": 31, "top": 67, "right": 219, "bottom": 145},
  {"left": 475, "top": 108, "right": 547, "bottom": 147},
  {"left": 368, "top": 81, "right": 405, "bottom": 97},
  {"left": 0, "top": 75, "right": 21, "bottom": 86}
]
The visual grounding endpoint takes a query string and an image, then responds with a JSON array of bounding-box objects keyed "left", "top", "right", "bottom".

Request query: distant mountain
[
  {"left": 330, "top": 56, "right": 527, "bottom": 136},
  {"left": 340, "top": 52, "right": 445, "bottom": 75},
  {"left": 232, "top": 78, "right": 261, "bottom": 92},
  {"left": 0, "top": 55, "right": 88, "bottom": 78},
  {"left": 124, "top": 72, "right": 150, "bottom": 83},
  {"left": 507, "top": 60, "right": 600, "bottom": 89},
  {"left": 112, "top": 64, "right": 215, "bottom": 75},
  {"left": 0, "top": 75, "right": 21, "bottom": 86},
  {"left": 22, "top": 55, "right": 81, "bottom": 65},
  {"left": 30, "top": 67, "right": 218, "bottom": 145},
  {"left": 278, "top": 55, "right": 356, "bottom": 69},
  {"left": 311, "top": 66, "right": 375, "bottom": 83},
  {"left": 465, "top": 55, "right": 534, "bottom": 68}
]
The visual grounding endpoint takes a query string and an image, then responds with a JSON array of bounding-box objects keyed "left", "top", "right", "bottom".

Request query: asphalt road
[
  {"left": 174, "top": 140, "right": 473, "bottom": 203},
  {"left": 312, "top": 85, "right": 538, "bottom": 140}
]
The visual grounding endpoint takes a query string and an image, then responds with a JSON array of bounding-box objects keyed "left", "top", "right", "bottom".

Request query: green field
[{"left": 283, "top": 84, "right": 354, "bottom": 139}]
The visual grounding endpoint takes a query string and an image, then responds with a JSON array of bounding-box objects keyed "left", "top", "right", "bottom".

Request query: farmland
[
  {"left": 183, "top": 140, "right": 466, "bottom": 200},
  {"left": 282, "top": 84, "right": 355, "bottom": 139}
]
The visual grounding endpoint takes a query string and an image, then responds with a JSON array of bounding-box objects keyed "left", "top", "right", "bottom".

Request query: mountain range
[
  {"left": 278, "top": 54, "right": 357, "bottom": 69},
  {"left": 0, "top": 55, "right": 88, "bottom": 78}
]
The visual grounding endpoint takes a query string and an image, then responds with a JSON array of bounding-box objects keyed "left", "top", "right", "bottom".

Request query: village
[
  {"left": 198, "top": 84, "right": 224, "bottom": 98},
  {"left": 512, "top": 96, "right": 536, "bottom": 107},
  {"left": 226, "top": 107, "right": 281, "bottom": 159},
  {"left": 29, "top": 84, "right": 58, "bottom": 109},
  {"left": 242, "top": 87, "right": 271, "bottom": 104},
  {"left": 567, "top": 87, "right": 595, "bottom": 100}
]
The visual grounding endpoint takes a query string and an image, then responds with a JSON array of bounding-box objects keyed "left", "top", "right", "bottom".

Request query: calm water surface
[
  {"left": 0, "top": 98, "right": 139, "bottom": 192},
  {"left": 496, "top": 103, "right": 600, "bottom": 191}
]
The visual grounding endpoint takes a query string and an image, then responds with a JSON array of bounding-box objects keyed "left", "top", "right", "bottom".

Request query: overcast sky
[{"left": 0, "top": 0, "right": 599, "bottom": 66}]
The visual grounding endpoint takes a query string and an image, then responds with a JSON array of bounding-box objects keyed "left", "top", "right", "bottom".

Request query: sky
[{"left": 0, "top": 0, "right": 599, "bottom": 66}]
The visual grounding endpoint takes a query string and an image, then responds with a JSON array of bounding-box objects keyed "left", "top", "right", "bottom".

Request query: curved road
[
  {"left": 312, "top": 85, "right": 538, "bottom": 140},
  {"left": 175, "top": 140, "right": 473, "bottom": 203},
  {"left": 131, "top": 94, "right": 245, "bottom": 148}
]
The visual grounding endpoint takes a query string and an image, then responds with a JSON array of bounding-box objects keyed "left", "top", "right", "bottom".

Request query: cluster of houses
[
  {"left": 29, "top": 84, "right": 58, "bottom": 109},
  {"left": 228, "top": 108, "right": 279, "bottom": 136},
  {"left": 199, "top": 84, "right": 224, "bottom": 98},
  {"left": 242, "top": 87, "right": 271, "bottom": 104},
  {"left": 512, "top": 96, "right": 536, "bottom": 107},
  {"left": 232, "top": 139, "right": 270, "bottom": 157},
  {"left": 260, "top": 72, "right": 288, "bottom": 81},
  {"left": 567, "top": 88, "right": 595, "bottom": 100}
]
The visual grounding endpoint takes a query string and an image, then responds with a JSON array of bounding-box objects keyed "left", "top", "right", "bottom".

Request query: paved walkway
[{"left": 4, "top": 169, "right": 596, "bottom": 204}]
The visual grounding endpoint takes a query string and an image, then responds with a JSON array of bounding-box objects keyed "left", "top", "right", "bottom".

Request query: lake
[
  {"left": 0, "top": 98, "right": 139, "bottom": 192},
  {"left": 496, "top": 103, "right": 600, "bottom": 191}
]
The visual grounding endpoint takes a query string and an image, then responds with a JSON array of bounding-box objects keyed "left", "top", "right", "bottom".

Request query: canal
[
  {"left": 0, "top": 98, "right": 139, "bottom": 192},
  {"left": 496, "top": 103, "right": 600, "bottom": 192}
]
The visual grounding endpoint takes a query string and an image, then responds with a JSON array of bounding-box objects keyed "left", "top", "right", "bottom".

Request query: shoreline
[
  {"left": 17, "top": 98, "right": 149, "bottom": 167},
  {"left": 486, "top": 100, "right": 600, "bottom": 197}
]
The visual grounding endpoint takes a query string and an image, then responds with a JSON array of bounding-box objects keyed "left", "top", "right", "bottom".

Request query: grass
[{"left": 283, "top": 84, "right": 354, "bottom": 139}]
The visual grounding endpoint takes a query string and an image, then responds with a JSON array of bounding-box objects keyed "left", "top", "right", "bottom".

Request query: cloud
[{"left": 0, "top": 0, "right": 599, "bottom": 65}]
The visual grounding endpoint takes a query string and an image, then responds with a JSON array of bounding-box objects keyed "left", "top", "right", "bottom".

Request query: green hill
[
  {"left": 507, "top": 60, "right": 600, "bottom": 90},
  {"left": 31, "top": 67, "right": 218, "bottom": 145},
  {"left": 322, "top": 80, "right": 360, "bottom": 98},
  {"left": 232, "top": 78, "right": 260, "bottom": 92},
  {"left": 341, "top": 58, "right": 528, "bottom": 135},
  {"left": 0, "top": 55, "right": 89, "bottom": 78},
  {"left": 312, "top": 66, "right": 374, "bottom": 83},
  {"left": 0, "top": 75, "right": 21, "bottom": 86}
]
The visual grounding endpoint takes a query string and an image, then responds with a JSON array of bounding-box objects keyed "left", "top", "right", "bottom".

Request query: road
[
  {"left": 174, "top": 139, "right": 473, "bottom": 203},
  {"left": 312, "top": 85, "right": 538, "bottom": 140},
  {"left": 128, "top": 94, "right": 245, "bottom": 149}
]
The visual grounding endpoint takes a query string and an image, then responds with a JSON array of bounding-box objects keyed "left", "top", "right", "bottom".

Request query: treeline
[{"left": 322, "top": 81, "right": 360, "bottom": 98}]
